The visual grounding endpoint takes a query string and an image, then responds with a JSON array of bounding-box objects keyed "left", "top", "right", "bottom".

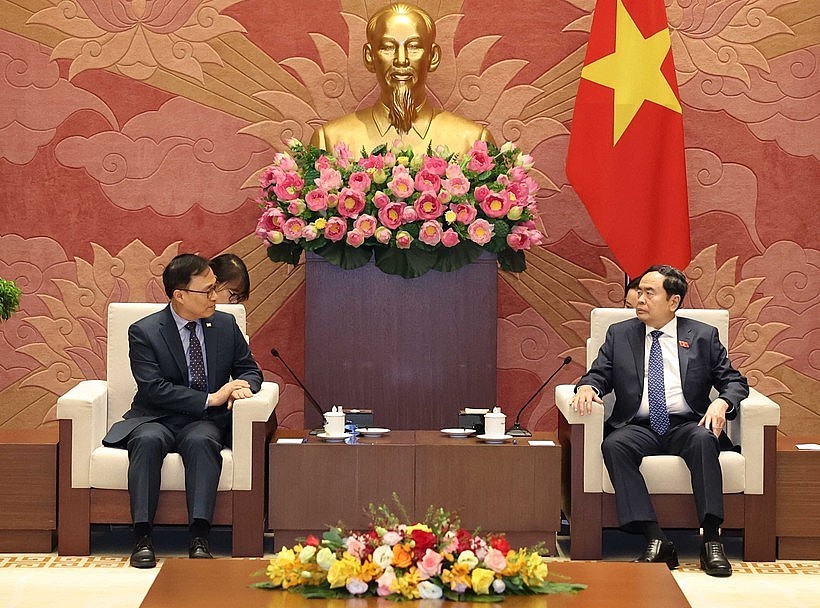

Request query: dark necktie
[
  {"left": 185, "top": 321, "right": 207, "bottom": 392},
  {"left": 648, "top": 330, "right": 669, "bottom": 435}
]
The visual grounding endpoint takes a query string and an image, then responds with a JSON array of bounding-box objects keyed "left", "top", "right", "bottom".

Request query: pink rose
[
  {"left": 272, "top": 151, "right": 296, "bottom": 172},
  {"left": 442, "top": 175, "right": 470, "bottom": 197},
  {"left": 303, "top": 224, "right": 319, "bottom": 241},
  {"left": 388, "top": 173, "right": 415, "bottom": 199},
  {"left": 259, "top": 167, "right": 276, "bottom": 189},
  {"left": 287, "top": 199, "right": 306, "bottom": 216},
  {"left": 374, "top": 226, "right": 392, "bottom": 244},
  {"left": 421, "top": 155, "right": 448, "bottom": 176},
  {"left": 378, "top": 202, "right": 405, "bottom": 230},
  {"left": 468, "top": 219, "right": 494, "bottom": 245},
  {"left": 417, "top": 549, "right": 444, "bottom": 578},
  {"left": 396, "top": 230, "right": 413, "bottom": 249},
  {"left": 445, "top": 163, "right": 464, "bottom": 179},
  {"left": 473, "top": 184, "right": 491, "bottom": 202},
  {"left": 346, "top": 229, "right": 365, "bottom": 248},
  {"left": 480, "top": 191, "right": 511, "bottom": 219},
  {"left": 333, "top": 142, "right": 352, "bottom": 168},
  {"left": 402, "top": 205, "right": 418, "bottom": 223},
  {"left": 323, "top": 216, "right": 348, "bottom": 242},
  {"left": 305, "top": 188, "right": 329, "bottom": 212},
  {"left": 483, "top": 547, "right": 507, "bottom": 573},
  {"left": 467, "top": 140, "right": 495, "bottom": 173},
  {"left": 359, "top": 154, "right": 384, "bottom": 170},
  {"left": 354, "top": 214, "right": 377, "bottom": 237},
  {"left": 452, "top": 203, "right": 477, "bottom": 225},
  {"left": 337, "top": 187, "right": 366, "bottom": 218},
  {"left": 282, "top": 217, "right": 306, "bottom": 240},
  {"left": 419, "top": 220, "right": 443, "bottom": 246},
  {"left": 315, "top": 168, "right": 342, "bottom": 191},
  {"left": 373, "top": 191, "right": 391, "bottom": 208},
  {"left": 272, "top": 172, "right": 304, "bottom": 201},
  {"left": 376, "top": 567, "right": 396, "bottom": 597},
  {"left": 414, "top": 192, "right": 444, "bottom": 220},
  {"left": 348, "top": 171, "right": 372, "bottom": 193},
  {"left": 314, "top": 154, "right": 332, "bottom": 171},
  {"left": 414, "top": 168, "right": 441, "bottom": 193},
  {"left": 441, "top": 228, "right": 460, "bottom": 247}
]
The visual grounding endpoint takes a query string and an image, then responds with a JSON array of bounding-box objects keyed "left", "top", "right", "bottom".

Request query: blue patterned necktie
[
  {"left": 648, "top": 330, "right": 670, "bottom": 435},
  {"left": 185, "top": 321, "right": 207, "bottom": 392}
]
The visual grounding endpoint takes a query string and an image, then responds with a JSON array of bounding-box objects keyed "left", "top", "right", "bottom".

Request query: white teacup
[
  {"left": 484, "top": 409, "right": 506, "bottom": 437},
  {"left": 323, "top": 409, "right": 346, "bottom": 436}
]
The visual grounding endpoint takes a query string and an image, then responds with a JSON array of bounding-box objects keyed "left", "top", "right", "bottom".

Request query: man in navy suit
[
  {"left": 571, "top": 265, "right": 748, "bottom": 577},
  {"left": 103, "top": 254, "right": 263, "bottom": 568}
]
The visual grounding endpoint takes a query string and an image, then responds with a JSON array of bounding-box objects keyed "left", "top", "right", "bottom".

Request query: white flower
[
  {"left": 315, "top": 547, "right": 335, "bottom": 570},
  {"left": 500, "top": 141, "right": 515, "bottom": 153},
  {"left": 382, "top": 530, "right": 402, "bottom": 546},
  {"left": 298, "top": 545, "right": 316, "bottom": 563},
  {"left": 457, "top": 550, "right": 479, "bottom": 571},
  {"left": 346, "top": 577, "right": 369, "bottom": 595},
  {"left": 372, "top": 544, "right": 394, "bottom": 569},
  {"left": 492, "top": 578, "right": 506, "bottom": 594},
  {"left": 417, "top": 580, "right": 443, "bottom": 599}
]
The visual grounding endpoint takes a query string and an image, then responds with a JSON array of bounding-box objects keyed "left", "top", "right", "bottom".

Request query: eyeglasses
[
  {"left": 215, "top": 284, "right": 247, "bottom": 304},
  {"left": 179, "top": 286, "right": 218, "bottom": 298}
]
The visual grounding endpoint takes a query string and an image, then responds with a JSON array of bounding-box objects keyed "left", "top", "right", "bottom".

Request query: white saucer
[
  {"left": 317, "top": 432, "right": 352, "bottom": 442},
  {"left": 357, "top": 427, "right": 390, "bottom": 437},
  {"left": 440, "top": 428, "right": 476, "bottom": 437},
  {"left": 476, "top": 434, "right": 513, "bottom": 444}
]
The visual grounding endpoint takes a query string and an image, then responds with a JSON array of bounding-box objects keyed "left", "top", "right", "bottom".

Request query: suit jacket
[
  {"left": 103, "top": 305, "right": 263, "bottom": 446},
  {"left": 578, "top": 316, "right": 748, "bottom": 429}
]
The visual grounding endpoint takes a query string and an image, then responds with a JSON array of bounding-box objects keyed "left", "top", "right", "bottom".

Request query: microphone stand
[
  {"left": 507, "top": 356, "right": 573, "bottom": 437},
  {"left": 270, "top": 348, "right": 326, "bottom": 435}
]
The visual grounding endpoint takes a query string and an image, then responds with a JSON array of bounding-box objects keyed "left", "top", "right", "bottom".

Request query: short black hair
[
  {"left": 210, "top": 253, "right": 250, "bottom": 302},
  {"left": 644, "top": 264, "right": 688, "bottom": 309},
  {"left": 162, "top": 254, "right": 210, "bottom": 299},
  {"left": 625, "top": 275, "right": 642, "bottom": 294}
]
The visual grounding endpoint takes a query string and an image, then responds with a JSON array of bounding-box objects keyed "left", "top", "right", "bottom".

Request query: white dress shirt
[{"left": 636, "top": 317, "right": 693, "bottom": 420}]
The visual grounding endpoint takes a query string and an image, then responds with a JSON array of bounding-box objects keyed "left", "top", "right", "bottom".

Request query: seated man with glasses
[
  {"left": 102, "top": 253, "right": 263, "bottom": 568},
  {"left": 210, "top": 253, "right": 250, "bottom": 304}
]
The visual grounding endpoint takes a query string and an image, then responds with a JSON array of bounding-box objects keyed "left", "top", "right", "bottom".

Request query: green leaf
[
  {"left": 315, "top": 242, "right": 373, "bottom": 270},
  {"left": 497, "top": 248, "right": 526, "bottom": 273},
  {"left": 374, "top": 247, "right": 438, "bottom": 278},
  {"left": 248, "top": 581, "right": 278, "bottom": 589},
  {"left": 266, "top": 242, "right": 303, "bottom": 267},
  {"left": 433, "top": 241, "right": 484, "bottom": 273}
]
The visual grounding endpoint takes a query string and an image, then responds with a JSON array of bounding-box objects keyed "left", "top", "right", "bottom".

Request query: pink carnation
[
  {"left": 323, "top": 216, "right": 348, "bottom": 242},
  {"left": 272, "top": 151, "right": 297, "bottom": 172},
  {"left": 337, "top": 188, "right": 366, "bottom": 218},
  {"left": 359, "top": 154, "right": 384, "bottom": 170},
  {"left": 419, "top": 220, "right": 443, "bottom": 246},
  {"left": 315, "top": 168, "right": 342, "bottom": 191},
  {"left": 421, "top": 155, "right": 448, "bottom": 176},
  {"left": 314, "top": 154, "right": 332, "bottom": 171},
  {"left": 468, "top": 219, "right": 494, "bottom": 245},
  {"left": 333, "top": 142, "right": 352, "bottom": 168},
  {"left": 259, "top": 167, "right": 276, "bottom": 189}
]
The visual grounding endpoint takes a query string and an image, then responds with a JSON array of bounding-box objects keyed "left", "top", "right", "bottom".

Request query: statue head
[{"left": 364, "top": 3, "right": 441, "bottom": 134}]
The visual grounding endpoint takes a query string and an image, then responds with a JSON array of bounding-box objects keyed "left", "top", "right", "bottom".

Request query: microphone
[
  {"left": 507, "top": 356, "right": 573, "bottom": 437},
  {"left": 270, "top": 348, "right": 326, "bottom": 434}
]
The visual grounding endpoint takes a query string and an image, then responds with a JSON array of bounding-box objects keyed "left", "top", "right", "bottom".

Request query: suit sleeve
[
  {"left": 708, "top": 326, "right": 748, "bottom": 420},
  {"left": 228, "top": 319, "right": 263, "bottom": 392},
  {"left": 129, "top": 322, "right": 212, "bottom": 417},
  {"left": 576, "top": 325, "right": 616, "bottom": 396}
]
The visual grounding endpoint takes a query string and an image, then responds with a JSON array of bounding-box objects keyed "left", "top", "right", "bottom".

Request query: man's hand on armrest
[{"left": 572, "top": 385, "right": 603, "bottom": 416}]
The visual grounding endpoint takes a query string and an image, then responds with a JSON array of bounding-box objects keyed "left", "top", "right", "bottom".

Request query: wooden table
[
  {"left": 140, "top": 558, "right": 691, "bottom": 607},
  {"left": 776, "top": 435, "right": 820, "bottom": 558},
  {"left": 0, "top": 427, "right": 58, "bottom": 552},
  {"left": 268, "top": 431, "right": 561, "bottom": 552}
]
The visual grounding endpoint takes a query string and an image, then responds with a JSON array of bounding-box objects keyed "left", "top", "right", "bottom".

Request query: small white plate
[
  {"left": 317, "top": 432, "right": 352, "bottom": 442},
  {"left": 440, "top": 428, "right": 476, "bottom": 438},
  {"left": 477, "top": 434, "right": 513, "bottom": 444},
  {"left": 357, "top": 427, "right": 390, "bottom": 437}
]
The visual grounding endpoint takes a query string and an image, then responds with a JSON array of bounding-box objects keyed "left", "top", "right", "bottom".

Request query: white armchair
[
  {"left": 557, "top": 308, "right": 780, "bottom": 561},
  {"left": 57, "top": 303, "right": 278, "bottom": 557}
]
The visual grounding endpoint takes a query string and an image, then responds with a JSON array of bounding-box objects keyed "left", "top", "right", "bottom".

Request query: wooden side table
[
  {"left": 777, "top": 435, "right": 820, "bottom": 559},
  {"left": 0, "top": 427, "right": 58, "bottom": 552}
]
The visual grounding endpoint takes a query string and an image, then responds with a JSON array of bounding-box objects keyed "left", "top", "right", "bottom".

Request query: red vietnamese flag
[{"left": 566, "top": 0, "right": 691, "bottom": 278}]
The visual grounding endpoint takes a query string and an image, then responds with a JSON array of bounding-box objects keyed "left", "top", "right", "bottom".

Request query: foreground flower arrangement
[
  {"left": 254, "top": 139, "right": 545, "bottom": 278},
  {"left": 252, "top": 503, "right": 585, "bottom": 602}
]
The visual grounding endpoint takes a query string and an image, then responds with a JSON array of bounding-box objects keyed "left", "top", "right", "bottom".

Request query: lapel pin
[
  {"left": 679, "top": 340, "right": 689, "bottom": 349},
  {"left": 206, "top": 322, "right": 212, "bottom": 328}
]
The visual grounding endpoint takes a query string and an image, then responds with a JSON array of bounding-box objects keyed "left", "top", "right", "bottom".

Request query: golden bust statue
[{"left": 309, "top": 3, "right": 495, "bottom": 156}]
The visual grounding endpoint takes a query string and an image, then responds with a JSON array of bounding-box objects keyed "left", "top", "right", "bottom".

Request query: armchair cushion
[{"left": 90, "top": 448, "right": 233, "bottom": 491}]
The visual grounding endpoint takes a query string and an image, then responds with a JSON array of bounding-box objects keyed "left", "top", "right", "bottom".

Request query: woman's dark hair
[
  {"left": 162, "top": 254, "right": 210, "bottom": 299},
  {"left": 210, "top": 253, "right": 250, "bottom": 303},
  {"left": 644, "top": 264, "right": 688, "bottom": 309}
]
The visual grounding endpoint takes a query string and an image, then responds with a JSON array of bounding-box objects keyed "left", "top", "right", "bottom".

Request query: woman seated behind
[{"left": 210, "top": 253, "right": 250, "bottom": 304}]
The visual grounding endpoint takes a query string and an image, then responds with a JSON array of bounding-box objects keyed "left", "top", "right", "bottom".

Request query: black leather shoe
[
  {"left": 635, "top": 539, "right": 679, "bottom": 569},
  {"left": 189, "top": 536, "right": 213, "bottom": 559},
  {"left": 130, "top": 535, "right": 156, "bottom": 569},
  {"left": 700, "top": 541, "right": 732, "bottom": 577}
]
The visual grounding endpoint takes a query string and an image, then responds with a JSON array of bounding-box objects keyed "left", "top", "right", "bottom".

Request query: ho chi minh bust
[{"left": 309, "top": 3, "right": 495, "bottom": 157}]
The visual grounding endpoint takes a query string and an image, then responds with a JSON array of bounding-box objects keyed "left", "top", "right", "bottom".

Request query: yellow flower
[
  {"left": 358, "top": 556, "right": 384, "bottom": 583},
  {"left": 520, "top": 551, "right": 549, "bottom": 587},
  {"left": 267, "top": 546, "right": 305, "bottom": 589},
  {"left": 441, "top": 563, "right": 472, "bottom": 591},
  {"left": 314, "top": 218, "right": 328, "bottom": 230},
  {"left": 471, "top": 567, "right": 495, "bottom": 594},
  {"left": 444, "top": 210, "right": 457, "bottom": 223},
  {"left": 405, "top": 523, "right": 432, "bottom": 534},
  {"left": 392, "top": 567, "right": 423, "bottom": 599},
  {"left": 397, "top": 155, "right": 410, "bottom": 166},
  {"left": 326, "top": 552, "right": 360, "bottom": 589}
]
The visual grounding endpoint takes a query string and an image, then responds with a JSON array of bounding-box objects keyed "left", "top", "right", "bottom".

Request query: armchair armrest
[
  {"left": 56, "top": 380, "right": 108, "bottom": 488},
  {"left": 231, "top": 381, "right": 279, "bottom": 491},
  {"left": 737, "top": 387, "right": 780, "bottom": 494},
  {"left": 556, "top": 384, "right": 605, "bottom": 493}
]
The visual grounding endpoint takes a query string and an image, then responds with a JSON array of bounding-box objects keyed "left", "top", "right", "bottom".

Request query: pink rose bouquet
[
  {"left": 252, "top": 501, "right": 585, "bottom": 601},
  {"left": 255, "top": 139, "right": 545, "bottom": 279}
]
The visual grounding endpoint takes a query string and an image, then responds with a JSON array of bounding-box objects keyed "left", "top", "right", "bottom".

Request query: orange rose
[{"left": 392, "top": 543, "right": 414, "bottom": 569}]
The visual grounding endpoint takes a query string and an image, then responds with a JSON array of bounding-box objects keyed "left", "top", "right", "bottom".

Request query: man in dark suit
[
  {"left": 103, "top": 254, "right": 263, "bottom": 568},
  {"left": 571, "top": 265, "right": 748, "bottom": 577}
]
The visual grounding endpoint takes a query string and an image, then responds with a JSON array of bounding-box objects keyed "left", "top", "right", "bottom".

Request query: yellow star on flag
[{"left": 580, "top": 0, "right": 681, "bottom": 145}]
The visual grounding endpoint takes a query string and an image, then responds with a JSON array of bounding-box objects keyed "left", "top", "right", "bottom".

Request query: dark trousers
[
  {"left": 126, "top": 419, "right": 224, "bottom": 526},
  {"left": 601, "top": 421, "right": 724, "bottom": 528}
]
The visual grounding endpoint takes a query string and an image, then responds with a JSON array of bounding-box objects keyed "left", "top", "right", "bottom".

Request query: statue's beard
[{"left": 388, "top": 83, "right": 417, "bottom": 134}]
